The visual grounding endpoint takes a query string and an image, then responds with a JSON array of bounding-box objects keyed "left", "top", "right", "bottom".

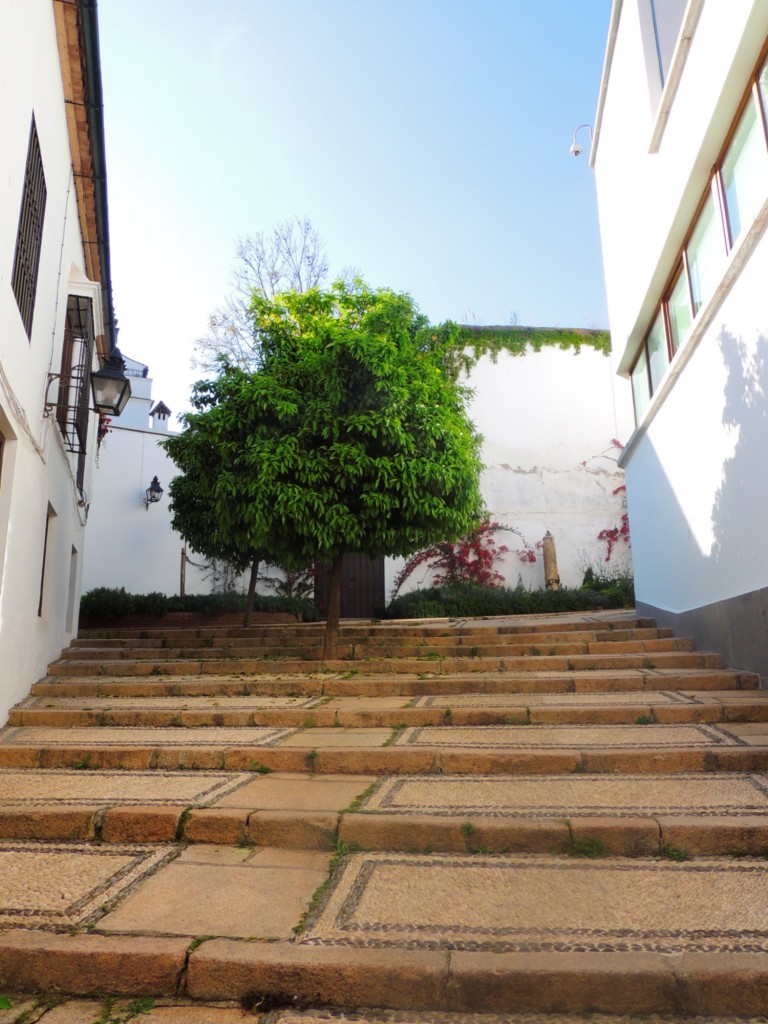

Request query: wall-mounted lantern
[
  {"left": 144, "top": 476, "right": 163, "bottom": 510},
  {"left": 90, "top": 348, "right": 132, "bottom": 416}
]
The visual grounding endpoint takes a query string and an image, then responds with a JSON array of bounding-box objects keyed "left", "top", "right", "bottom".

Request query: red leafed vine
[{"left": 390, "top": 518, "right": 535, "bottom": 601}]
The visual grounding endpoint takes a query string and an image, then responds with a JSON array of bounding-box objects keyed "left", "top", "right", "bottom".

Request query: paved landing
[
  {"left": 0, "top": 841, "right": 175, "bottom": 929},
  {"left": 98, "top": 846, "right": 330, "bottom": 939},
  {"left": 392, "top": 724, "right": 741, "bottom": 748},
  {"left": 363, "top": 772, "right": 768, "bottom": 817},
  {"left": 301, "top": 851, "right": 768, "bottom": 954}
]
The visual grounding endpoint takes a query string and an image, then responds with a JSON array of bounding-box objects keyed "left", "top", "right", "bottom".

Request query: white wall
[
  {"left": 386, "top": 346, "right": 635, "bottom": 600},
  {"left": 622, "top": 230, "right": 768, "bottom": 612},
  {"left": 82, "top": 398, "right": 214, "bottom": 597},
  {"left": 595, "top": 0, "right": 768, "bottom": 374},
  {"left": 0, "top": 1, "right": 101, "bottom": 723},
  {"left": 594, "top": 0, "right": 768, "bottom": 618}
]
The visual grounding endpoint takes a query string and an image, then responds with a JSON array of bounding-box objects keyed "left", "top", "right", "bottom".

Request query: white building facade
[
  {"left": 593, "top": 1, "right": 768, "bottom": 677},
  {"left": 0, "top": 1, "right": 127, "bottom": 723},
  {"left": 82, "top": 362, "right": 217, "bottom": 598}
]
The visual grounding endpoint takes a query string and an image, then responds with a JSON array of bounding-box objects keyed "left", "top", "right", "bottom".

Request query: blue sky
[{"left": 98, "top": 1, "right": 612, "bottom": 418}]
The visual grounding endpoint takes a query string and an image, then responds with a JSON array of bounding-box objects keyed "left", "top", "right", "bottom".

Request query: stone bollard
[{"left": 542, "top": 530, "right": 561, "bottom": 590}]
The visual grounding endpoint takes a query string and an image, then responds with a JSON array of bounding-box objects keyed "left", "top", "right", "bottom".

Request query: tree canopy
[{"left": 164, "top": 280, "right": 484, "bottom": 657}]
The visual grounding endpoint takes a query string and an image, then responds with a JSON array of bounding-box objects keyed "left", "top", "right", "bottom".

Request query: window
[
  {"left": 55, "top": 295, "right": 95, "bottom": 482},
  {"left": 666, "top": 265, "right": 693, "bottom": 353},
  {"left": 720, "top": 98, "right": 768, "bottom": 247},
  {"left": 686, "top": 191, "right": 726, "bottom": 315},
  {"left": 646, "top": 311, "right": 669, "bottom": 392},
  {"left": 11, "top": 117, "right": 47, "bottom": 339},
  {"left": 631, "top": 347, "right": 651, "bottom": 423},
  {"left": 638, "top": 0, "right": 688, "bottom": 111},
  {"left": 630, "top": 49, "right": 768, "bottom": 425}
]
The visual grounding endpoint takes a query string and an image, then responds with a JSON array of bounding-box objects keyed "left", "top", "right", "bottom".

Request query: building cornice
[{"left": 53, "top": 0, "right": 115, "bottom": 359}]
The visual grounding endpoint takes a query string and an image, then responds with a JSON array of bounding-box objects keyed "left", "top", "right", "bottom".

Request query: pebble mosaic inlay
[
  {"left": 413, "top": 692, "right": 687, "bottom": 708},
  {"left": 302, "top": 852, "right": 768, "bottom": 953},
  {"left": 362, "top": 773, "right": 768, "bottom": 817},
  {"left": 0, "top": 726, "right": 295, "bottom": 747},
  {"left": 0, "top": 840, "right": 175, "bottom": 928},
  {"left": 0, "top": 769, "right": 253, "bottom": 806},
  {"left": 18, "top": 696, "right": 322, "bottom": 710},
  {"left": 391, "top": 724, "right": 739, "bottom": 748}
]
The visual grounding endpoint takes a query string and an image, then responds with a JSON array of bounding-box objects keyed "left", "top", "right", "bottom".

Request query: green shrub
[
  {"left": 79, "top": 587, "right": 322, "bottom": 623},
  {"left": 384, "top": 580, "right": 633, "bottom": 620}
]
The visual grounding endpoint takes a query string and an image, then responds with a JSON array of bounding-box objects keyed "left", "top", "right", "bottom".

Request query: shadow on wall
[
  {"left": 635, "top": 328, "right": 768, "bottom": 678},
  {"left": 711, "top": 329, "right": 768, "bottom": 573}
]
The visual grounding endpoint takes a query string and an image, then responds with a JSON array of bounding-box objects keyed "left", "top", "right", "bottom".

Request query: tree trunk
[
  {"left": 322, "top": 552, "right": 344, "bottom": 662},
  {"left": 243, "top": 555, "right": 260, "bottom": 626}
]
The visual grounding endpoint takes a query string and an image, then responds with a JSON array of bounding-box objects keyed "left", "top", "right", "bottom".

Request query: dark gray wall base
[{"left": 638, "top": 588, "right": 768, "bottom": 688}]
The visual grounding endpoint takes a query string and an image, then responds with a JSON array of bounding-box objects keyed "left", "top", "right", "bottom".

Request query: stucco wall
[
  {"left": 621, "top": 230, "right": 768, "bottom": 614},
  {"left": 0, "top": 1, "right": 101, "bottom": 723},
  {"left": 593, "top": 0, "right": 768, "bottom": 677},
  {"left": 386, "top": 346, "right": 635, "bottom": 600},
  {"left": 82, "top": 414, "right": 215, "bottom": 597}
]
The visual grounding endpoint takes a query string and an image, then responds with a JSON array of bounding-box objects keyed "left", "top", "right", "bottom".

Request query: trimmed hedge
[
  {"left": 383, "top": 580, "right": 634, "bottom": 620},
  {"left": 79, "top": 587, "right": 321, "bottom": 623}
]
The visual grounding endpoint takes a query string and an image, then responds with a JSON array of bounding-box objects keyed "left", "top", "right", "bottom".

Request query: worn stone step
[
  {"left": 48, "top": 650, "right": 721, "bottom": 678},
  {"left": 9, "top": 689, "right": 768, "bottom": 728},
  {"left": 0, "top": 769, "right": 768, "bottom": 856},
  {"left": 74, "top": 613, "right": 656, "bottom": 642},
  {"left": 26, "top": 668, "right": 761, "bottom": 702},
  {"left": 1, "top": 846, "right": 768, "bottom": 1015},
  {"left": 1, "top": 721, "right": 767, "bottom": 774},
  {"left": 70, "top": 626, "right": 676, "bottom": 651},
  {"left": 4, "top": 1007, "right": 767, "bottom": 1024},
  {"left": 58, "top": 637, "right": 696, "bottom": 664}
]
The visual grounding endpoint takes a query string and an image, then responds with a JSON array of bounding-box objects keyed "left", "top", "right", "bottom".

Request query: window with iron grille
[
  {"left": 55, "top": 295, "right": 95, "bottom": 486},
  {"left": 11, "top": 117, "right": 47, "bottom": 339}
]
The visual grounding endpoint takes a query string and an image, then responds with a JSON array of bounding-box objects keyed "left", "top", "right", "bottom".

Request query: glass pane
[
  {"left": 721, "top": 98, "right": 768, "bottom": 247},
  {"left": 666, "top": 267, "right": 692, "bottom": 353},
  {"left": 631, "top": 347, "right": 651, "bottom": 423},
  {"left": 646, "top": 310, "right": 669, "bottom": 392},
  {"left": 686, "top": 191, "right": 725, "bottom": 314}
]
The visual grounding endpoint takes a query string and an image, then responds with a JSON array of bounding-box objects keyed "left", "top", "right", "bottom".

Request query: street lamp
[
  {"left": 90, "top": 348, "right": 131, "bottom": 416},
  {"left": 144, "top": 476, "right": 164, "bottom": 510}
]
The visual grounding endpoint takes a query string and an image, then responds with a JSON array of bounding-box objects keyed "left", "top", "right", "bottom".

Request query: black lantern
[
  {"left": 90, "top": 348, "right": 131, "bottom": 416},
  {"left": 144, "top": 476, "right": 164, "bottom": 510}
]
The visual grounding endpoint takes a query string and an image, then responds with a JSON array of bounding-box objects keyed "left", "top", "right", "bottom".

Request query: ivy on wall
[{"left": 459, "top": 325, "right": 611, "bottom": 364}]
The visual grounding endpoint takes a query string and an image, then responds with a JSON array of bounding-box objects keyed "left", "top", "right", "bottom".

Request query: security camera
[{"left": 569, "top": 142, "right": 583, "bottom": 157}]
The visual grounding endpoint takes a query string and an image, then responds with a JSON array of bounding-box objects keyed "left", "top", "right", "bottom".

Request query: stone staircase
[{"left": 1, "top": 610, "right": 768, "bottom": 1021}]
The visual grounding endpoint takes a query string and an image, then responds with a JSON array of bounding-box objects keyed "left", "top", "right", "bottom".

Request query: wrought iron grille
[
  {"left": 11, "top": 117, "right": 47, "bottom": 339},
  {"left": 54, "top": 295, "right": 95, "bottom": 463}
]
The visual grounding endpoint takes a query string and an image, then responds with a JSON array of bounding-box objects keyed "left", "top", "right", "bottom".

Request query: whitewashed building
[
  {"left": 593, "top": 1, "right": 768, "bottom": 677},
  {"left": 0, "top": 0, "right": 130, "bottom": 723},
  {"left": 82, "top": 361, "right": 216, "bottom": 598}
]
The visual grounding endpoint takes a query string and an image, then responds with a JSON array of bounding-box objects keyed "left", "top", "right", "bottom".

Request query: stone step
[
  {"left": 9, "top": 690, "right": 768, "bottom": 728},
  {"left": 7, "top": 1006, "right": 764, "bottom": 1024},
  {"left": 57, "top": 637, "right": 695, "bottom": 662},
  {"left": 1, "top": 846, "right": 768, "bottom": 1015},
  {"left": 70, "top": 625, "right": 676, "bottom": 650},
  {"left": 30, "top": 667, "right": 758, "bottom": 698},
  {"left": 0, "top": 770, "right": 767, "bottom": 857},
  {"left": 49, "top": 650, "right": 720, "bottom": 677},
  {"left": 1, "top": 722, "right": 767, "bottom": 774},
  {"left": 75, "top": 613, "right": 656, "bottom": 642}
]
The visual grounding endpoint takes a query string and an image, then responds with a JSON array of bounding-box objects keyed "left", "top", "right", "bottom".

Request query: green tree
[{"left": 165, "top": 280, "right": 484, "bottom": 659}]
